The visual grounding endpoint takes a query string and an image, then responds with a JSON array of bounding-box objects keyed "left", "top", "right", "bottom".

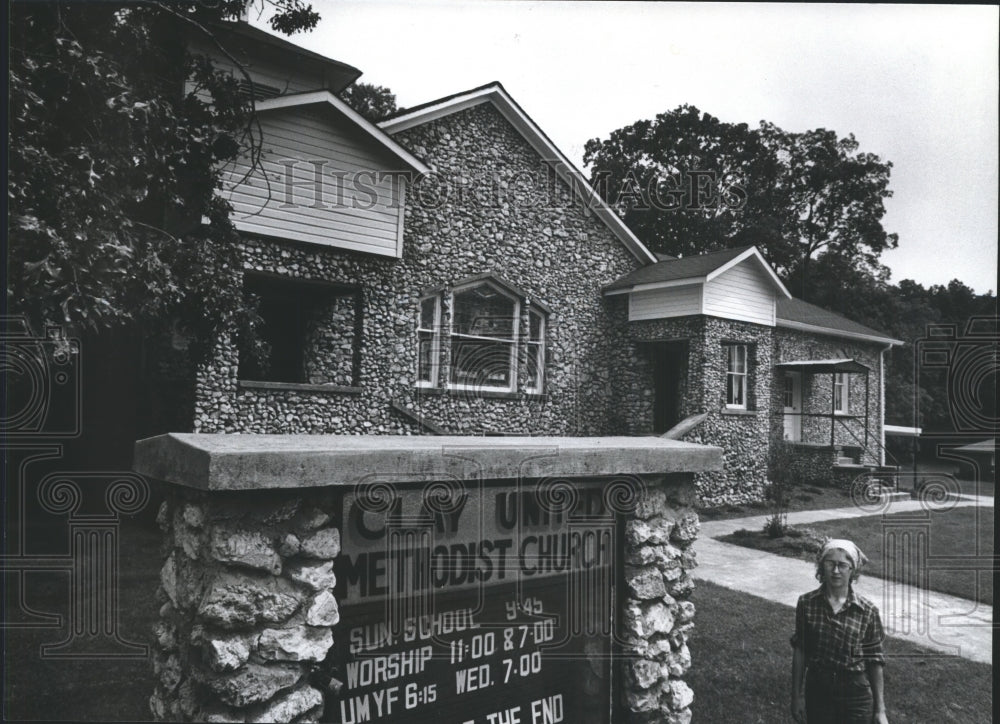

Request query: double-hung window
[
  {"left": 451, "top": 281, "right": 519, "bottom": 391},
  {"left": 417, "top": 277, "right": 547, "bottom": 394},
  {"left": 725, "top": 344, "right": 748, "bottom": 409},
  {"left": 833, "top": 372, "right": 849, "bottom": 414}
]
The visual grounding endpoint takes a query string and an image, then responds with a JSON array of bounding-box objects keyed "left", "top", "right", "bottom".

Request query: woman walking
[{"left": 790, "top": 538, "right": 888, "bottom": 723}]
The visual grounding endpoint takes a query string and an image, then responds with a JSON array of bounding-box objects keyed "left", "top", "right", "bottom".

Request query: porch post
[
  {"left": 864, "top": 372, "right": 870, "bottom": 455},
  {"left": 830, "top": 372, "right": 835, "bottom": 447}
]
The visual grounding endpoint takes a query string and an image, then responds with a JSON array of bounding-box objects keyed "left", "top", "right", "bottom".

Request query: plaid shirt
[{"left": 790, "top": 586, "right": 886, "bottom": 672}]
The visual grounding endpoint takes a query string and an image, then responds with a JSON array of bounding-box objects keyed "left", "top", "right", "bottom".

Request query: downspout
[{"left": 879, "top": 344, "right": 892, "bottom": 466}]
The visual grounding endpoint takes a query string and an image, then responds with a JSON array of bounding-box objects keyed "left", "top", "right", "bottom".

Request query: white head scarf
[{"left": 819, "top": 538, "right": 868, "bottom": 570}]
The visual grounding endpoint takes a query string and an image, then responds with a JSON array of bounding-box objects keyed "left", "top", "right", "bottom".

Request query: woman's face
[{"left": 822, "top": 548, "right": 853, "bottom": 587}]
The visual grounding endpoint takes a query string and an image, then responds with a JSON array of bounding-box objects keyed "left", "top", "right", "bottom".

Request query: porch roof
[{"left": 775, "top": 358, "right": 870, "bottom": 374}]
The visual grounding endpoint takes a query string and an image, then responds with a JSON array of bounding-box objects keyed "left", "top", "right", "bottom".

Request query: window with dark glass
[{"left": 239, "top": 273, "right": 361, "bottom": 386}]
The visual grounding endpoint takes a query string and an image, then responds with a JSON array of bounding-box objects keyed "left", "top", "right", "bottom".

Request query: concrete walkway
[{"left": 692, "top": 495, "right": 994, "bottom": 665}]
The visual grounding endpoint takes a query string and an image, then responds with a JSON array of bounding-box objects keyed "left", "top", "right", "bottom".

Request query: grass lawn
[
  {"left": 699, "top": 461, "right": 994, "bottom": 523},
  {"left": 699, "top": 484, "right": 856, "bottom": 521},
  {"left": 689, "top": 581, "right": 993, "bottom": 724},
  {"left": 720, "top": 506, "right": 994, "bottom": 605}
]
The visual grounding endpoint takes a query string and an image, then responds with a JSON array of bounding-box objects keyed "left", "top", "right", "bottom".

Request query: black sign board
[{"left": 332, "top": 480, "right": 616, "bottom": 724}]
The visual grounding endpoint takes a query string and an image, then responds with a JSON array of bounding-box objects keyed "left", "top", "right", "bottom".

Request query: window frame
[
  {"left": 416, "top": 277, "right": 549, "bottom": 395},
  {"left": 448, "top": 280, "right": 521, "bottom": 392},
  {"left": 238, "top": 272, "right": 362, "bottom": 388},
  {"left": 524, "top": 306, "right": 546, "bottom": 395},
  {"left": 724, "top": 343, "right": 749, "bottom": 410},
  {"left": 833, "top": 372, "right": 849, "bottom": 414},
  {"left": 416, "top": 294, "right": 441, "bottom": 388}
]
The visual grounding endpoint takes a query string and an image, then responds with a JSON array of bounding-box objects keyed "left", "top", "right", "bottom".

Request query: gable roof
[
  {"left": 211, "top": 22, "right": 362, "bottom": 93},
  {"left": 602, "top": 245, "right": 901, "bottom": 345},
  {"left": 254, "top": 91, "right": 430, "bottom": 174},
  {"left": 604, "top": 246, "right": 791, "bottom": 297},
  {"left": 776, "top": 298, "right": 902, "bottom": 345},
  {"left": 379, "top": 82, "right": 658, "bottom": 265}
]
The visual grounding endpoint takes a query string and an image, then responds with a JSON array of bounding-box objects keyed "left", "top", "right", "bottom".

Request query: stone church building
[{"left": 160, "top": 22, "right": 901, "bottom": 505}]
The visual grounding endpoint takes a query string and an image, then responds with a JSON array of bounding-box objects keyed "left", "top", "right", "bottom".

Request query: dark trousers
[{"left": 805, "top": 667, "right": 873, "bottom": 724}]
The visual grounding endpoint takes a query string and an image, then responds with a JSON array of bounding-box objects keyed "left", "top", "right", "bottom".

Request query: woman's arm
[
  {"left": 867, "top": 661, "right": 887, "bottom": 723},
  {"left": 791, "top": 645, "right": 806, "bottom": 723},
  {"left": 790, "top": 597, "right": 807, "bottom": 723}
]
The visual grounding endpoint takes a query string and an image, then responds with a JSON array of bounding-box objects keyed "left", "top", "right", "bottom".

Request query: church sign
[{"left": 332, "top": 479, "right": 618, "bottom": 724}]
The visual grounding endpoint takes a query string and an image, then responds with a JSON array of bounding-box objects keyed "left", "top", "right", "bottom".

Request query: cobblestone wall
[
  {"left": 621, "top": 477, "right": 700, "bottom": 724},
  {"left": 302, "top": 295, "right": 357, "bottom": 387},
  {"left": 773, "top": 442, "right": 838, "bottom": 487},
  {"left": 192, "top": 102, "right": 641, "bottom": 436},
  {"left": 614, "top": 315, "right": 773, "bottom": 506}
]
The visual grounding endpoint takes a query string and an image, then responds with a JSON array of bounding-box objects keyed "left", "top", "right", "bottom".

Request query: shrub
[{"left": 763, "top": 512, "right": 788, "bottom": 538}]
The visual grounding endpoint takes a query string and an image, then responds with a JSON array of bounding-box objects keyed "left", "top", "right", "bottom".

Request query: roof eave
[
  {"left": 255, "top": 91, "right": 430, "bottom": 174},
  {"left": 603, "top": 277, "right": 705, "bottom": 296},
  {"left": 213, "top": 21, "right": 362, "bottom": 92},
  {"left": 776, "top": 318, "right": 903, "bottom": 346}
]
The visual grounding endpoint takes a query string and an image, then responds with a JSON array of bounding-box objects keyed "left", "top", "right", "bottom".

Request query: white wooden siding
[
  {"left": 628, "top": 284, "right": 702, "bottom": 321},
  {"left": 220, "top": 107, "right": 405, "bottom": 257},
  {"left": 703, "top": 262, "right": 776, "bottom": 326}
]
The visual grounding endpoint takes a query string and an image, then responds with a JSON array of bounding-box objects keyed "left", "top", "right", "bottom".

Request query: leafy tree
[
  {"left": 7, "top": 1, "right": 319, "bottom": 358},
  {"left": 340, "top": 82, "right": 398, "bottom": 123},
  {"left": 582, "top": 106, "right": 784, "bottom": 262},
  {"left": 583, "top": 106, "right": 898, "bottom": 292},
  {"left": 761, "top": 124, "right": 898, "bottom": 291}
]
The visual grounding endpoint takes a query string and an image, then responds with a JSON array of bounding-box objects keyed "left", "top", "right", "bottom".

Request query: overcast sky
[{"left": 267, "top": 1, "right": 998, "bottom": 294}]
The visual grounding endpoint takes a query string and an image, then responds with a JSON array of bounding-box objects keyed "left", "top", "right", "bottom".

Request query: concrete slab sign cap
[{"left": 133, "top": 433, "right": 724, "bottom": 491}]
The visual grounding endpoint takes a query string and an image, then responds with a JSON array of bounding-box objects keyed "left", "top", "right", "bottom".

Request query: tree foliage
[
  {"left": 800, "top": 255, "right": 997, "bottom": 435},
  {"left": 8, "top": 1, "right": 318, "bottom": 358},
  {"left": 585, "top": 104, "right": 995, "bottom": 442},
  {"left": 583, "top": 106, "right": 898, "bottom": 289},
  {"left": 339, "top": 82, "right": 398, "bottom": 123}
]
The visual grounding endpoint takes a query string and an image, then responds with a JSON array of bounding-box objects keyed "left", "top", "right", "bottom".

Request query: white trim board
[
  {"left": 381, "top": 83, "right": 658, "bottom": 265},
  {"left": 256, "top": 91, "right": 430, "bottom": 175},
  {"left": 776, "top": 319, "right": 903, "bottom": 346},
  {"left": 706, "top": 247, "right": 791, "bottom": 299}
]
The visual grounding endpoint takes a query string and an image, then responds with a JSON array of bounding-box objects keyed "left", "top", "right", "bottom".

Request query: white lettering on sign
[
  {"left": 350, "top": 607, "right": 480, "bottom": 654},
  {"left": 344, "top": 645, "right": 433, "bottom": 688},
  {"left": 455, "top": 663, "right": 492, "bottom": 693},
  {"left": 531, "top": 694, "right": 564, "bottom": 724},
  {"left": 486, "top": 706, "right": 521, "bottom": 724}
]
